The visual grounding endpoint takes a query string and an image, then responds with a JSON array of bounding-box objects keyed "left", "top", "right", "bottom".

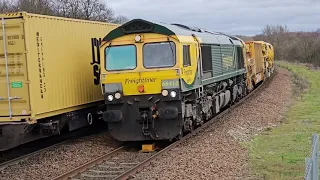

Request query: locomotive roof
[{"left": 103, "top": 19, "right": 243, "bottom": 46}]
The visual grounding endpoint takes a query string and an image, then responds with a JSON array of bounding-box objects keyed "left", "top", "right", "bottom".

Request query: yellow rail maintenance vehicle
[
  {"left": 265, "top": 41, "right": 275, "bottom": 73},
  {"left": 245, "top": 41, "right": 275, "bottom": 91},
  {"left": 100, "top": 19, "right": 248, "bottom": 142}
]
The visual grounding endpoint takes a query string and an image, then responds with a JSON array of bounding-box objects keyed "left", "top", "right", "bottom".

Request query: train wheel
[
  {"left": 176, "top": 126, "right": 184, "bottom": 140},
  {"left": 186, "top": 118, "right": 194, "bottom": 133},
  {"left": 206, "top": 107, "right": 213, "bottom": 121},
  {"left": 194, "top": 113, "right": 204, "bottom": 129},
  {"left": 183, "top": 118, "right": 192, "bottom": 134},
  {"left": 190, "top": 121, "right": 195, "bottom": 132}
]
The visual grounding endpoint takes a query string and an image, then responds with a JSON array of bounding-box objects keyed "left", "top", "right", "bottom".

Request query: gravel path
[
  {"left": 0, "top": 131, "right": 121, "bottom": 180},
  {"left": 133, "top": 68, "right": 293, "bottom": 180}
]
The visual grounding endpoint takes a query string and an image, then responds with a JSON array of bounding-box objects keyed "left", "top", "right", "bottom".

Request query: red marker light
[{"left": 138, "top": 85, "right": 145, "bottom": 93}]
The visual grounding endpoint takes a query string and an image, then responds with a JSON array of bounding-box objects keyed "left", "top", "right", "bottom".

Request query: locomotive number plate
[{"left": 162, "top": 79, "right": 179, "bottom": 89}]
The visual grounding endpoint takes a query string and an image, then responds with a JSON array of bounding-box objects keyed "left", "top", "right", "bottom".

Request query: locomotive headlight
[
  {"left": 115, "top": 92, "right": 121, "bottom": 99},
  {"left": 162, "top": 90, "right": 169, "bottom": 97},
  {"left": 170, "top": 91, "right": 177, "bottom": 98},
  {"left": 107, "top": 95, "right": 114, "bottom": 101},
  {"left": 134, "top": 35, "right": 142, "bottom": 42}
]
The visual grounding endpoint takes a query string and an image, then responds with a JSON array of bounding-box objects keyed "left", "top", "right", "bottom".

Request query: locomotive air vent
[{"left": 122, "top": 19, "right": 154, "bottom": 34}]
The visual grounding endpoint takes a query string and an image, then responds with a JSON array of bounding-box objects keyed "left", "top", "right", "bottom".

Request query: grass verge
[{"left": 248, "top": 61, "right": 320, "bottom": 180}]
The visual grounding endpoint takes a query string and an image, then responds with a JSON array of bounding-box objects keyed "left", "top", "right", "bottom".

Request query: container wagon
[{"left": 0, "top": 12, "right": 118, "bottom": 151}]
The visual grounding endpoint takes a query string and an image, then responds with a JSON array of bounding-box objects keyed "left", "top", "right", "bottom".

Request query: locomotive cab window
[
  {"left": 105, "top": 45, "right": 137, "bottom": 71},
  {"left": 143, "top": 42, "right": 176, "bottom": 68},
  {"left": 183, "top": 45, "right": 191, "bottom": 66}
]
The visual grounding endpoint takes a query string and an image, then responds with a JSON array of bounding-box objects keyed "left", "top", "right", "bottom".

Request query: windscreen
[
  {"left": 105, "top": 45, "right": 136, "bottom": 71},
  {"left": 143, "top": 42, "right": 176, "bottom": 68}
]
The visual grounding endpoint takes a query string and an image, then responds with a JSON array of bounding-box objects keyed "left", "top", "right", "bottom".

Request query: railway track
[
  {"left": 0, "top": 139, "right": 74, "bottom": 171},
  {"left": 52, "top": 146, "right": 155, "bottom": 180},
  {"left": 0, "top": 124, "right": 108, "bottom": 171},
  {"left": 52, "top": 73, "right": 275, "bottom": 180}
]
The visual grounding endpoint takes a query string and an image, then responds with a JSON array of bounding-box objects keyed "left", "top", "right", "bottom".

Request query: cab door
[
  {"left": 0, "top": 18, "right": 31, "bottom": 118},
  {"left": 181, "top": 43, "right": 199, "bottom": 86}
]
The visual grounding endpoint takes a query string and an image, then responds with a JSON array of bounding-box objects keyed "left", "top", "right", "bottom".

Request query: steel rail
[{"left": 53, "top": 146, "right": 126, "bottom": 180}]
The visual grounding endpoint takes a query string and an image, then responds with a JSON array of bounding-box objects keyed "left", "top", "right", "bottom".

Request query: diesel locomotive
[{"left": 99, "top": 19, "right": 273, "bottom": 142}]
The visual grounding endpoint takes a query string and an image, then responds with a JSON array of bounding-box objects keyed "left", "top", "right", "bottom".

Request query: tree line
[
  {"left": 0, "top": 0, "right": 129, "bottom": 24},
  {"left": 239, "top": 25, "right": 320, "bottom": 66},
  {"left": 1, "top": 1, "right": 319, "bottom": 66}
]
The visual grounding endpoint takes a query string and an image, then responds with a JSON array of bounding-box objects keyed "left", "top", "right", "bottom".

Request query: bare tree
[
  {"left": 0, "top": 0, "right": 14, "bottom": 13},
  {"left": 256, "top": 25, "right": 320, "bottom": 66},
  {"left": 255, "top": 25, "right": 290, "bottom": 60},
  {"left": 297, "top": 32, "right": 320, "bottom": 63},
  {"left": 54, "top": 0, "right": 83, "bottom": 19},
  {"left": 262, "top": 25, "right": 289, "bottom": 47},
  {"left": 0, "top": 0, "right": 127, "bottom": 23},
  {"left": 112, "top": 15, "right": 129, "bottom": 24},
  {"left": 81, "top": 0, "right": 114, "bottom": 22},
  {"left": 54, "top": 0, "right": 115, "bottom": 22},
  {"left": 13, "top": 0, "right": 55, "bottom": 15}
]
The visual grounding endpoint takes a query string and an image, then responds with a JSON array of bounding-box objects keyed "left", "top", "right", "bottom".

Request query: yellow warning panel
[{"left": 141, "top": 144, "right": 155, "bottom": 153}]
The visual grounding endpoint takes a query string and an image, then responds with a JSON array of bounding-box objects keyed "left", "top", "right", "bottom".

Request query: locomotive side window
[
  {"left": 200, "top": 45, "right": 213, "bottom": 72},
  {"left": 237, "top": 47, "right": 245, "bottom": 69},
  {"left": 143, "top": 41, "right": 176, "bottom": 68},
  {"left": 183, "top": 45, "right": 191, "bottom": 66},
  {"left": 200, "top": 45, "right": 214, "bottom": 79},
  {"left": 105, "top": 45, "right": 137, "bottom": 71}
]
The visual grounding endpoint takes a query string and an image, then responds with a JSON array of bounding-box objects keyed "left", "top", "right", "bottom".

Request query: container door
[{"left": 0, "top": 18, "right": 30, "bottom": 117}]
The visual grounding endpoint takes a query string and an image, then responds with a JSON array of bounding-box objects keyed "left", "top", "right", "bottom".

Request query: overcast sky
[{"left": 107, "top": 0, "right": 320, "bottom": 36}]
